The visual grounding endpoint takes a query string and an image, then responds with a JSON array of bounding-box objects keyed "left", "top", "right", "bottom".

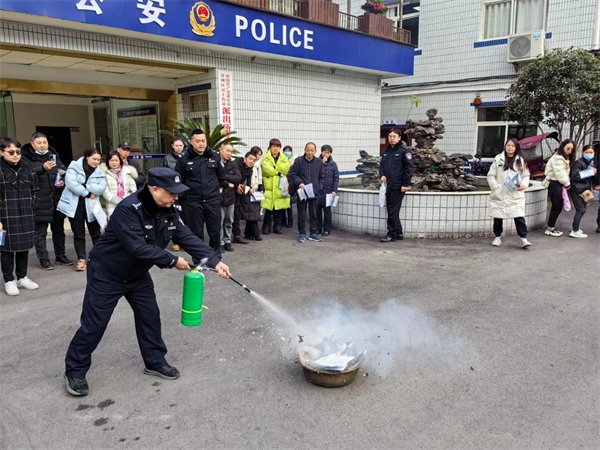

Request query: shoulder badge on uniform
[
  {"left": 406, "top": 153, "right": 412, "bottom": 160},
  {"left": 132, "top": 202, "right": 142, "bottom": 210}
]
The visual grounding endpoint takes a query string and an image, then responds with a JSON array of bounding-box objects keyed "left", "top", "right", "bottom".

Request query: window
[
  {"left": 483, "top": 0, "right": 547, "bottom": 40},
  {"left": 181, "top": 91, "right": 209, "bottom": 124},
  {"left": 402, "top": 0, "right": 420, "bottom": 47},
  {"left": 386, "top": 5, "right": 400, "bottom": 28},
  {"left": 476, "top": 106, "right": 536, "bottom": 158}
]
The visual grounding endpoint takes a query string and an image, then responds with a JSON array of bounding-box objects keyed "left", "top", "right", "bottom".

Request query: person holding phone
[
  {"left": 487, "top": 138, "right": 532, "bottom": 248},
  {"left": 22, "top": 132, "right": 73, "bottom": 270},
  {"left": 0, "top": 138, "right": 40, "bottom": 296}
]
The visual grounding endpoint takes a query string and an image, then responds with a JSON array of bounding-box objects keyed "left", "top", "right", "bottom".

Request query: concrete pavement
[{"left": 0, "top": 205, "right": 598, "bottom": 450}]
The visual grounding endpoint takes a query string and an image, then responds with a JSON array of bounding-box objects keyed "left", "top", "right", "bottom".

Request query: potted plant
[
  {"left": 161, "top": 117, "right": 246, "bottom": 154},
  {"left": 361, "top": 0, "right": 387, "bottom": 17}
]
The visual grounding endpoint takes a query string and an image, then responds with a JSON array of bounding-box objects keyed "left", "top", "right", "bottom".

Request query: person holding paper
[
  {"left": 219, "top": 144, "right": 238, "bottom": 253},
  {"left": 567, "top": 145, "right": 596, "bottom": 238},
  {"left": 57, "top": 148, "right": 107, "bottom": 272},
  {"left": 237, "top": 148, "right": 264, "bottom": 241},
  {"left": 230, "top": 150, "right": 255, "bottom": 245},
  {"left": 289, "top": 142, "right": 324, "bottom": 243},
  {"left": 317, "top": 145, "right": 339, "bottom": 236},
  {"left": 543, "top": 139, "right": 575, "bottom": 237},
  {"left": 282, "top": 145, "right": 297, "bottom": 228},
  {"left": 379, "top": 129, "right": 414, "bottom": 242},
  {"left": 487, "top": 138, "right": 531, "bottom": 248},
  {"left": 260, "top": 139, "right": 290, "bottom": 235},
  {"left": 595, "top": 145, "right": 600, "bottom": 234}
]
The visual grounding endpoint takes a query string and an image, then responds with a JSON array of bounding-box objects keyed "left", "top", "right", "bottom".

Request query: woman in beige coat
[
  {"left": 543, "top": 139, "right": 575, "bottom": 237},
  {"left": 101, "top": 151, "right": 138, "bottom": 218},
  {"left": 487, "top": 138, "right": 531, "bottom": 248}
]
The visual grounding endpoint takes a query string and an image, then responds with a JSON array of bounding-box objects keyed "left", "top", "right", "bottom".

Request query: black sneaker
[
  {"left": 380, "top": 236, "right": 396, "bottom": 243},
  {"left": 64, "top": 375, "right": 89, "bottom": 396},
  {"left": 397, "top": 234, "right": 404, "bottom": 241},
  {"left": 144, "top": 364, "right": 180, "bottom": 380},
  {"left": 224, "top": 243, "right": 234, "bottom": 252},
  {"left": 40, "top": 259, "right": 54, "bottom": 270},
  {"left": 55, "top": 255, "right": 74, "bottom": 266}
]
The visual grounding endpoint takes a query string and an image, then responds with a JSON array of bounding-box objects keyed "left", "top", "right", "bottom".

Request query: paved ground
[{"left": 0, "top": 205, "right": 598, "bottom": 450}]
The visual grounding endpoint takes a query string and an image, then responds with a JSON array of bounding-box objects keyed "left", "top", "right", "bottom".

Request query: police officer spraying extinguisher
[
  {"left": 64, "top": 168, "right": 231, "bottom": 397},
  {"left": 379, "top": 128, "right": 414, "bottom": 242}
]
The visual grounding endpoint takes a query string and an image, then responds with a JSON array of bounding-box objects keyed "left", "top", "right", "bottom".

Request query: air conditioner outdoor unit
[
  {"left": 592, "top": 125, "right": 600, "bottom": 143},
  {"left": 507, "top": 30, "right": 545, "bottom": 63}
]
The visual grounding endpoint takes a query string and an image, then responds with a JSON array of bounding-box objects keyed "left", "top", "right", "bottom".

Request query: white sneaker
[
  {"left": 569, "top": 230, "right": 588, "bottom": 239},
  {"left": 17, "top": 276, "right": 39, "bottom": 290},
  {"left": 544, "top": 227, "right": 563, "bottom": 237},
  {"left": 492, "top": 237, "right": 502, "bottom": 246},
  {"left": 5, "top": 280, "right": 19, "bottom": 296},
  {"left": 521, "top": 238, "right": 532, "bottom": 248}
]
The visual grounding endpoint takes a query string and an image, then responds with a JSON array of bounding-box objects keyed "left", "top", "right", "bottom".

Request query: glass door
[
  {"left": 0, "top": 92, "right": 16, "bottom": 138},
  {"left": 92, "top": 98, "right": 114, "bottom": 157}
]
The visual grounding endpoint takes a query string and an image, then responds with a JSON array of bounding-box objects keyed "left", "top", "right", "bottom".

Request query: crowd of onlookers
[
  {"left": 0, "top": 131, "right": 340, "bottom": 296},
  {"left": 0, "top": 130, "right": 597, "bottom": 296}
]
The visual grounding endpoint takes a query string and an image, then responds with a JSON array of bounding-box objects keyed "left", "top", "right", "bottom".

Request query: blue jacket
[{"left": 57, "top": 157, "right": 107, "bottom": 221}]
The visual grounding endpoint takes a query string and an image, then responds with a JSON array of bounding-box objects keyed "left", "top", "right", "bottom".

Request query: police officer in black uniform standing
[
  {"left": 379, "top": 128, "right": 414, "bottom": 242},
  {"left": 64, "top": 168, "right": 231, "bottom": 397},
  {"left": 175, "top": 129, "right": 225, "bottom": 256}
]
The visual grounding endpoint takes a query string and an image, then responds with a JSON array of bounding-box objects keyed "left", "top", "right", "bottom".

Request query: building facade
[
  {"left": 0, "top": 0, "right": 413, "bottom": 172},
  {"left": 381, "top": 0, "right": 600, "bottom": 159}
]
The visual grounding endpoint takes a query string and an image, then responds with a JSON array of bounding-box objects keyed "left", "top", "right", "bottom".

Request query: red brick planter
[
  {"left": 359, "top": 13, "right": 393, "bottom": 40},
  {"left": 301, "top": 0, "right": 339, "bottom": 27}
]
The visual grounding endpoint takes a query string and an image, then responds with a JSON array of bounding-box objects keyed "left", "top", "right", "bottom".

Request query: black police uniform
[
  {"left": 65, "top": 182, "right": 220, "bottom": 379},
  {"left": 175, "top": 146, "right": 225, "bottom": 255},
  {"left": 379, "top": 142, "right": 414, "bottom": 238}
]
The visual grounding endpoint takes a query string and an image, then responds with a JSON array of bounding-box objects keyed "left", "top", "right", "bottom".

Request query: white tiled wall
[
  {"left": 0, "top": 19, "right": 381, "bottom": 174},
  {"left": 382, "top": 0, "right": 599, "bottom": 155}
]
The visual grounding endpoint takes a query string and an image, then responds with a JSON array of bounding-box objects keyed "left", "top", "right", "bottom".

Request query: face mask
[
  {"left": 35, "top": 150, "right": 48, "bottom": 155},
  {"left": 583, "top": 154, "right": 594, "bottom": 161},
  {"left": 284, "top": 152, "right": 292, "bottom": 158}
]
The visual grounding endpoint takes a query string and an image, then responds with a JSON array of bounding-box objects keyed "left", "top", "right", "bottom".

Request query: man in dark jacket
[
  {"left": 64, "top": 167, "right": 231, "bottom": 397},
  {"left": 289, "top": 142, "right": 324, "bottom": 243},
  {"left": 117, "top": 142, "right": 145, "bottom": 189},
  {"left": 379, "top": 129, "right": 414, "bottom": 242},
  {"left": 175, "top": 129, "right": 225, "bottom": 256},
  {"left": 21, "top": 132, "right": 72, "bottom": 269},
  {"left": 219, "top": 144, "right": 238, "bottom": 252},
  {"left": 317, "top": 145, "right": 339, "bottom": 236}
]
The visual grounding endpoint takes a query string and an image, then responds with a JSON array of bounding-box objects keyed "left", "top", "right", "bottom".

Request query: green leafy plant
[
  {"left": 505, "top": 48, "right": 600, "bottom": 148},
  {"left": 160, "top": 117, "right": 246, "bottom": 154},
  {"left": 406, "top": 94, "right": 422, "bottom": 122}
]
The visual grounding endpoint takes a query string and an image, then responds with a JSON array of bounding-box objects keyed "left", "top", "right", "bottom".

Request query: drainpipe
[{"left": 593, "top": 0, "right": 600, "bottom": 49}]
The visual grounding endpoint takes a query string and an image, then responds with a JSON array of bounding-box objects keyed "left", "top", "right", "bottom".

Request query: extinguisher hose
[{"left": 192, "top": 263, "right": 252, "bottom": 293}]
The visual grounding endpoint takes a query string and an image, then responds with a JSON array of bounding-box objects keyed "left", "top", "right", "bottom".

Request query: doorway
[{"left": 36, "top": 126, "right": 74, "bottom": 166}]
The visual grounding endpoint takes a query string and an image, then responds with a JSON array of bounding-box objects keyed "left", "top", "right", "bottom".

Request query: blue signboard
[{"left": 0, "top": 0, "right": 413, "bottom": 75}]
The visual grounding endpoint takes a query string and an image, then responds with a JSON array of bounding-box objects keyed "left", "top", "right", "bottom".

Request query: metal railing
[
  {"left": 392, "top": 27, "right": 411, "bottom": 44},
  {"left": 339, "top": 11, "right": 362, "bottom": 31},
  {"left": 268, "top": 0, "right": 302, "bottom": 18}
]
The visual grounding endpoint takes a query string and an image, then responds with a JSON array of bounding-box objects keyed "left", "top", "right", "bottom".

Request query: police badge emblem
[{"left": 190, "top": 2, "right": 216, "bottom": 37}]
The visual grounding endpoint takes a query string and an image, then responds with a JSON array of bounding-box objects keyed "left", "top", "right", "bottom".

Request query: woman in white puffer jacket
[
  {"left": 487, "top": 138, "right": 531, "bottom": 248},
  {"left": 543, "top": 139, "right": 575, "bottom": 237},
  {"left": 101, "top": 150, "right": 137, "bottom": 218}
]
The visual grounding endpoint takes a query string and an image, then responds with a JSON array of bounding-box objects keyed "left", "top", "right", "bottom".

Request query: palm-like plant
[{"left": 160, "top": 117, "right": 246, "bottom": 154}]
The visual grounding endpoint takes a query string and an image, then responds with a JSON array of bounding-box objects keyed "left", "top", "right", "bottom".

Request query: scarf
[{"left": 109, "top": 168, "right": 125, "bottom": 199}]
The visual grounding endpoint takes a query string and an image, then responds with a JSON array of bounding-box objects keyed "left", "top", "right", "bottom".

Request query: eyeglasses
[{"left": 4, "top": 150, "right": 21, "bottom": 156}]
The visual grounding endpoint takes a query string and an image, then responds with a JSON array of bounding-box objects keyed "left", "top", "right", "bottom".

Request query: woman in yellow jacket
[
  {"left": 543, "top": 139, "right": 575, "bottom": 237},
  {"left": 260, "top": 138, "right": 290, "bottom": 234}
]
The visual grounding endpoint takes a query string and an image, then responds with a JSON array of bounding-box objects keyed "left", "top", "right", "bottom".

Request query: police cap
[{"left": 147, "top": 167, "right": 189, "bottom": 194}]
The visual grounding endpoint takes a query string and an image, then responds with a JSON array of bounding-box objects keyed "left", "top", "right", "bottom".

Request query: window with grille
[
  {"left": 182, "top": 91, "right": 209, "bottom": 121},
  {"left": 483, "top": 0, "right": 547, "bottom": 39}
]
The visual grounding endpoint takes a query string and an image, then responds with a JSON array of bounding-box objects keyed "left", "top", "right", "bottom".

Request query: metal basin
[{"left": 298, "top": 349, "right": 362, "bottom": 388}]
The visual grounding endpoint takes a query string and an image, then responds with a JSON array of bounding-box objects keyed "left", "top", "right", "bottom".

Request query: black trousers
[
  {"left": 65, "top": 267, "right": 167, "bottom": 378},
  {"left": 244, "top": 221, "right": 260, "bottom": 239},
  {"left": 385, "top": 189, "right": 405, "bottom": 237},
  {"left": 69, "top": 200, "right": 102, "bottom": 260},
  {"left": 185, "top": 199, "right": 221, "bottom": 252},
  {"left": 493, "top": 217, "right": 528, "bottom": 238},
  {"left": 547, "top": 180, "right": 565, "bottom": 228},
  {"left": 297, "top": 199, "right": 318, "bottom": 236},
  {"left": 316, "top": 198, "right": 332, "bottom": 234},
  {"left": 1, "top": 250, "right": 28, "bottom": 283},
  {"left": 263, "top": 209, "right": 282, "bottom": 231},
  {"left": 283, "top": 207, "right": 294, "bottom": 226},
  {"left": 232, "top": 197, "right": 243, "bottom": 237},
  {"left": 34, "top": 209, "right": 67, "bottom": 262},
  {"left": 568, "top": 190, "right": 587, "bottom": 231}
]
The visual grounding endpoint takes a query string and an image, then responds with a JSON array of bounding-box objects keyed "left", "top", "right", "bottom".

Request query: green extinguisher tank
[{"left": 181, "top": 269, "right": 205, "bottom": 326}]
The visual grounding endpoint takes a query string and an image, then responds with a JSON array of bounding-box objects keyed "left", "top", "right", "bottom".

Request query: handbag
[
  {"left": 561, "top": 187, "right": 571, "bottom": 211},
  {"left": 579, "top": 189, "right": 595, "bottom": 203}
]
